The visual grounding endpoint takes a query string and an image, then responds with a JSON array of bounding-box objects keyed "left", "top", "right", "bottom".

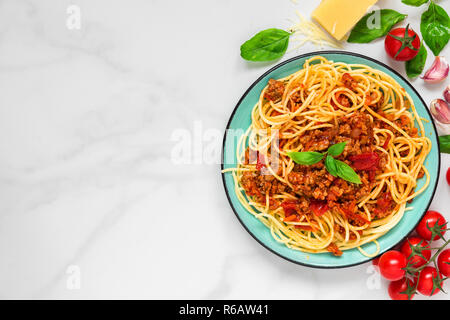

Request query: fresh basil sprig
[
  {"left": 439, "top": 135, "right": 450, "bottom": 154},
  {"left": 420, "top": 1, "right": 450, "bottom": 56},
  {"left": 240, "top": 28, "right": 291, "bottom": 62},
  {"left": 402, "top": 0, "right": 429, "bottom": 7},
  {"left": 347, "top": 9, "right": 407, "bottom": 43},
  {"left": 287, "top": 142, "right": 362, "bottom": 184},
  {"left": 405, "top": 42, "right": 428, "bottom": 78}
]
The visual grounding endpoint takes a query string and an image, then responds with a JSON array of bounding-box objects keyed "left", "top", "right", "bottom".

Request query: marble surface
[{"left": 0, "top": 0, "right": 448, "bottom": 299}]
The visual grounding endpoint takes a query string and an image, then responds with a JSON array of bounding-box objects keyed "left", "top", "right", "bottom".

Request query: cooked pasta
[{"left": 223, "top": 56, "right": 431, "bottom": 257}]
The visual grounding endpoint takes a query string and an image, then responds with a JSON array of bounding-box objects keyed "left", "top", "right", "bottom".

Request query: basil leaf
[
  {"left": 240, "top": 28, "right": 291, "bottom": 62},
  {"left": 335, "top": 160, "right": 362, "bottom": 184},
  {"left": 402, "top": 0, "right": 429, "bottom": 6},
  {"left": 325, "top": 155, "right": 338, "bottom": 177},
  {"left": 439, "top": 135, "right": 450, "bottom": 154},
  {"left": 348, "top": 9, "right": 407, "bottom": 43},
  {"left": 287, "top": 151, "right": 324, "bottom": 165},
  {"left": 327, "top": 142, "right": 347, "bottom": 157},
  {"left": 406, "top": 42, "right": 428, "bottom": 78},
  {"left": 421, "top": 2, "right": 450, "bottom": 56}
]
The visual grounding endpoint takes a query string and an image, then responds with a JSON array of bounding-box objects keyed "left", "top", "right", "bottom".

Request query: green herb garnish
[
  {"left": 405, "top": 41, "right": 428, "bottom": 78},
  {"left": 347, "top": 9, "right": 407, "bottom": 43},
  {"left": 286, "top": 151, "right": 324, "bottom": 165},
  {"left": 420, "top": 1, "right": 450, "bottom": 56},
  {"left": 402, "top": 0, "right": 429, "bottom": 7},
  {"left": 439, "top": 135, "right": 450, "bottom": 154},
  {"left": 327, "top": 142, "right": 347, "bottom": 157},
  {"left": 287, "top": 142, "right": 361, "bottom": 184},
  {"left": 334, "top": 159, "right": 362, "bottom": 184},
  {"left": 325, "top": 155, "right": 338, "bottom": 177}
]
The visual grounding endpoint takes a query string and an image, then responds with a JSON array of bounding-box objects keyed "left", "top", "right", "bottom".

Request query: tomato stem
[{"left": 405, "top": 237, "right": 450, "bottom": 276}]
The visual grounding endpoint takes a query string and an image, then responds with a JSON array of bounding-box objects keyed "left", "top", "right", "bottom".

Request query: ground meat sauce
[
  {"left": 240, "top": 109, "right": 393, "bottom": 253},
  {"left": 326, "top": 243, "right": 343, "bottom": 257},
  {"left": 286, "top": 112, "right": 386, "bottom": 227},
  {"left": 241, "top": 170, "right": 287, "bottom": 209},
  {"left": 264, "top": 79, "right": 285, "bottom": 102},
  {"left": 342, "top": 73, "right": 358, "bottom": 91}
]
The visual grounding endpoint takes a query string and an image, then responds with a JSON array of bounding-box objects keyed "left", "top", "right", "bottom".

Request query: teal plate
[{"left": 221, "top": 51, "right": 440, "bottom": 268}]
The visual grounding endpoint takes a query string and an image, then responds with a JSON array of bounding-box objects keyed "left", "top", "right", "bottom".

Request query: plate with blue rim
[{"left": 221, "top": 51, "right": 440, "bottom": 268}]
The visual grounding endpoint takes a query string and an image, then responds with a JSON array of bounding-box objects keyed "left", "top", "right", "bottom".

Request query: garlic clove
[
  {"left": 444, "top": 85, "right": 450, "bottom": 104},
  {"left": 421, "top": 56, "right": 449, "bottom": 83},
  {"left": 430, "top": 99, "right": 450, "bottom": 124}
]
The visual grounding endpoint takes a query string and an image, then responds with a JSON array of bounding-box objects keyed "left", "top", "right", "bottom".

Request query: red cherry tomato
[
  {"left": 416, "top": 267, "right": 443, "bottom": 296},
  {"left": 446, "top": 167, "right": 450, "bottom": 186},
  {"left": 379, "top": 250, "right": 407, "bottom": 281},
  {"left": 416, "top": 210, "right": 447, "bottom": 241},
  {"left": 437, "top": 249, "right": 450, "bottom": 277},
  {"left": 385, "top": 25, "right": 420, "bottom": 61},
  {"left": 400, "top": 237, "right": 431, "bottom": 269},
  {"left": 388, "top": 278, "right": 415, "bottom": 300}
]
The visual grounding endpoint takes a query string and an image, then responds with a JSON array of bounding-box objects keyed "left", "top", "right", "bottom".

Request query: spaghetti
[{"left": 223, "top": 56, "right": 432, "bottom": 257}]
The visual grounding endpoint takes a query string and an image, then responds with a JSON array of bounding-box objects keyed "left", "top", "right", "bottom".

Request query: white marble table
[{"left": 0, "top": 0, "right": 448, "bottom": 299}]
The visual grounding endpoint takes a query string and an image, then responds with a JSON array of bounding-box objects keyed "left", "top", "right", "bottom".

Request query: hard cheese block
[{"left": 312, "top": 0, "right": 378, "bottom": 41}]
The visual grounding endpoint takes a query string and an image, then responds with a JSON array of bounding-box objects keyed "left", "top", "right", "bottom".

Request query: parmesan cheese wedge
[{"left": 312, "top": 0, "right": 378, "bottom": 41}]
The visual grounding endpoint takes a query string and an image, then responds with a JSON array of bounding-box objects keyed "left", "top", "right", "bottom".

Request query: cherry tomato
[
  {"left": 388, "top": 278, "right": 415, "bottom": 300},
  {"left": 416, "top": 210, "right": 447, "bottom": 241},
  {"left": 437, "top": 249, "right": 450, "bottom": 277},
  {"left": 385, "top": 25, "right": 420, "bottom": 61},
  {"left": 400, "top": 237, "right": 431, "bottom": 269},
  {"left": 379, "top": 250, "right": 407, "bottom": 281},
  {"left": 446, "top": 167, "right": 450, "bottom": 186},
  {"left": 416, "top": 267, "right": 443, "bottom": 296}
]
